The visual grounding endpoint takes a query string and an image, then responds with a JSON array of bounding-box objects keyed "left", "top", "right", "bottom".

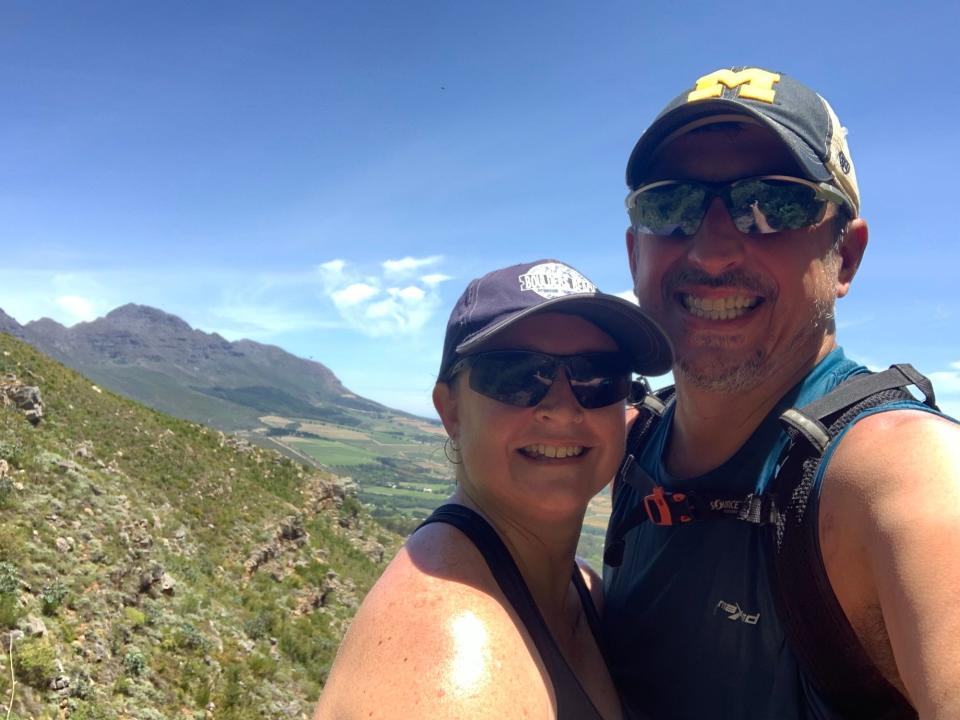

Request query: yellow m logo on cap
[{"left": 687, "top": 68, "right": 781, "bottom": 104}]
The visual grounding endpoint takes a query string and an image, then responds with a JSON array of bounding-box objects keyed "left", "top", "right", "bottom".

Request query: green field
[
  {"left": 285, "top": 437, "right": 378, "bottom": 465},
  {"left": 255, "top": 412, "right": 610, "bottom": 567}
]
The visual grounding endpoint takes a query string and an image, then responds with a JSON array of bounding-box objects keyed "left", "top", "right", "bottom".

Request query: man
[{"left": 602, "top": 67, "right": 960, "bottom": 720}]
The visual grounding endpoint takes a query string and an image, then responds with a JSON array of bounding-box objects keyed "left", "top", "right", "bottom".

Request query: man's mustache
[{"left": 664, "top": 268, "right": 772, "bottom": 295}]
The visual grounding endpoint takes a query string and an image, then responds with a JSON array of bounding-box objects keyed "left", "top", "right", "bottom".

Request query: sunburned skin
[{"left": 447, "top": 610, "right": 493, "bottom": 694}]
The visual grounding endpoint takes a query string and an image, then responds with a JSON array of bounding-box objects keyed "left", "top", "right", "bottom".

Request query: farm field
[
  {"left": 253, "top": 410, "right": 613, "bottom": 567},
  {"left": 247, "top": 409, "right": 455, "bottom": 535}
]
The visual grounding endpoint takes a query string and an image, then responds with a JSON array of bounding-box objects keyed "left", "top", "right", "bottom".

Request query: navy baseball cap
[
  {"left": 437, "top": 260, "right": 672, "bottom": 380},
  {"left": 626, "top": 66, "right": 860, "bottom": 216}
]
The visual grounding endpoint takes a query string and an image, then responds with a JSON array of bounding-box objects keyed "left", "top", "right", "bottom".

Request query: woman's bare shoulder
[{"left": 313, "top": 522, "right": 554, "bottom": 720}]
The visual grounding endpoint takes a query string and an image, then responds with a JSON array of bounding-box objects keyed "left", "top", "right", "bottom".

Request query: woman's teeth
[
  {"left": 520, "top": 444, "right": 584, "bottom": 459},
  {"left": 682, "top": 294, "right": 759, "bottom": 320}
]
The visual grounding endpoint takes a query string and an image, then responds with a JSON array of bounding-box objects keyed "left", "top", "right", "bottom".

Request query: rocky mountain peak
[
  {"left": 1, "top": 303, "right": 378, "bottom": 421},
  {"left": 102, "top": 303, "right": 195, "bottom": 334},
  {"left": 0, "top": 307, "right": 25, "bottom": 337}
]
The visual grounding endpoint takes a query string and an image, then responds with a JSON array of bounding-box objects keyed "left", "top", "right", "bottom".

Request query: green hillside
[{"left": 0, "top": 333, "right": 400, "bottom": 719}]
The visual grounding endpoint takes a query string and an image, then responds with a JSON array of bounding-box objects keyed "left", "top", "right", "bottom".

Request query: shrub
[
  {"left": 71, "top": 671, "right": 95, "bottom": 700},
  {"left": 0, "top": 476, "right": 13, "bottom": 509},
  {"left": 0, "top": 561, "right": 21, "bottom": 628},
  {"left": 174, "top": 622, "right": 210, "bottom": 653},
  {"left": 0, "top": 525, "right": 25, "bottom": 564},
  {"left": 123, "top": 606, "right": 147, "bottom": 628},
  {"left": 13, "top": 637, "right": 58, "bottom": 688},
  {"left": 0, "top": 428, "right": 24, "bottom": 466},
  {"left": 248, "top": 652, "right": 278, "bottom": 681},
  {"left": 67, "top": 701, "right": 114, "bottom": 720},
  {"left": 0, "top": 594, "right": 20, "bottom": 628},
  {"left": 0, "top": 561, "right": 20, "bottom": 594},
  {"left": 122, "top": 647, "right": 147, "bottom": 676},
  {"left": 242, "top": 614, "right": 269, "bottom": 641},
  {"left": 40, "top": 579, "right": 69, "bottom": 615}
]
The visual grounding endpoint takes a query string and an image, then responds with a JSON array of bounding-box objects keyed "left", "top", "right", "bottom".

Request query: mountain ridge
[{"left": 2, "top": 304, "right": 398, "bottom": 429}]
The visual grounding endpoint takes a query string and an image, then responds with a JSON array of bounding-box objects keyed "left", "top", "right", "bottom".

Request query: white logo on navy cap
[{"left": 518, "top": 262, "right": 597, "bottom": 299}]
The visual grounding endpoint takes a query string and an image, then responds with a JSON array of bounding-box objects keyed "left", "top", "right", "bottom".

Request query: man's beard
[{"left": 667, "top": 266, "right": 837, "bottom": 394}]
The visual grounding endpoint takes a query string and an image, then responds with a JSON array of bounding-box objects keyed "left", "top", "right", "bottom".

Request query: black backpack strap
[
  {"left": 604, "top": 384, "right": 673, "bottom": 567},
  {"left": 779, "top": 364, "right": 938, "bottom": 453},
  {"left": 767, "top": 365, "right": 933, "bottom": 719}
]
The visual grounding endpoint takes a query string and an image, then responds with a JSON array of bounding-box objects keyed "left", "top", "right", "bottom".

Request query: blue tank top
[{"left": 602, "top": 348, "right": 940, "bottom": 720}]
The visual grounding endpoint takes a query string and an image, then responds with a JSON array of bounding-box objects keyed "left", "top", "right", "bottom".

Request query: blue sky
[{"left": 2, "top": 1, "right": 958, "bottom": 418}]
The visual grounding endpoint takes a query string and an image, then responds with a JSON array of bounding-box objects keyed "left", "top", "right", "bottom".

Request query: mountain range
[
  {"left": 0, "top": 304, "right": 392, "bottom": 431},
  {"left": 1, "top": 305, "right": 455, "bottom": 538}
]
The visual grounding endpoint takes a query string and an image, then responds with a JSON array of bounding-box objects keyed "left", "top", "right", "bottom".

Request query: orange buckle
[{"left": 642, "top": 485, "right": 694, "bottom": 526}]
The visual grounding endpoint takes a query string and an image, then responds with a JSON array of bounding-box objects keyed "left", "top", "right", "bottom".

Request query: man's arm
[{"left": 821, "top": 409, "right": 960, "bottom": 719}]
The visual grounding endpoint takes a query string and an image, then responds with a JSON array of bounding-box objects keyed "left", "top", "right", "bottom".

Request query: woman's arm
[{"left": 314, "top": 524, "right": 556, "bottom": 720}]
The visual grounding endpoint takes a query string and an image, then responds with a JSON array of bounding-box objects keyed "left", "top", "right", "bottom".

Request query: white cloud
[
  {"left": 614, "top": 290, "right": 638, "bottom": 304},
  {"left": 207, "top": 303, "right": 340, "bottom": 340},
  {"left": 951, "top": 361, "right": 960, "bottom": 371},
  {"left": 315, "top": 258, "right": 448, "bottom": 337},
  {"left": 393, "top": 286, "right": 426, "bottom": 301},
  {"left": 928, "top": 369, "right": 960, "bottom": 395},
  {"left": 382, "top": 255, "right": 442, "bottom": 277},
  {"left": 56, "top": 295, "right": 97, "bottom": 323},
  {"left": 0, "top": 257, "right": 451, "bottom": 346},
  {"left": 366, "top": 298, "right": 397, "bottom": 320},
  {"left": 0, "top": 271, "right": 114, "bottom": 327},
  {"left": 320, "top": 259, "right": 346, "bottom": 274},
  {"left": 421, "top": 273, "right": 453, "bottom": 287},
  {"left": 331, "top": 283, "right": 380, "bottom": 307}
]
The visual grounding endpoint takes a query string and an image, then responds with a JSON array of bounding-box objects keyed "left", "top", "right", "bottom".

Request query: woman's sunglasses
[
  {"left": 447, "top": 350, "right": 632, "bottom": 409},
  {"left": 625, "top": 175, "right": 851, "bottom": 237}
]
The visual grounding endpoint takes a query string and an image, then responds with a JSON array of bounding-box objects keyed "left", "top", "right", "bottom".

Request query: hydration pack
[{"left": 604, "top": 364, "right": 939, "bottom": 720}]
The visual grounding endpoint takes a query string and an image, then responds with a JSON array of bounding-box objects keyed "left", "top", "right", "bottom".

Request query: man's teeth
[
  {"left": 682, "top": 294, "right": 759, "bottom": 320},
  {"left": 520, "top": 444, "right": 584, "bottom": 459}
]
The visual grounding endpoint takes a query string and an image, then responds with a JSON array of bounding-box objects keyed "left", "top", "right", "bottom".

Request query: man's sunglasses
[
  {"left": 625, "top": 175, "right": 851, "bottom": 237},
  {"left": 447, "top": 350, "right": 632, "bottom": 409}
]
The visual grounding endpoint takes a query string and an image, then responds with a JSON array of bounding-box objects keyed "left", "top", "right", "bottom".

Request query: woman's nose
[{"left": 535, "top": 368, "right": 584, "bottom": 423}]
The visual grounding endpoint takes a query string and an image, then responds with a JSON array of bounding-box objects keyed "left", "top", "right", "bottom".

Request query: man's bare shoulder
[
  {"left": 313, "top": 522, "right": 554, "bottom": 720},
  {"left": 820, "top": 407, "right": 960, "bottom": 717},
  {"left": 829, "top": 406, "right": 958, "bottom": 484}
]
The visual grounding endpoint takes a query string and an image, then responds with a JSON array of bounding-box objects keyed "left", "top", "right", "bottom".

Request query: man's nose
[{"left": 687, "top": 197, "right": 746, "bottom": 275}]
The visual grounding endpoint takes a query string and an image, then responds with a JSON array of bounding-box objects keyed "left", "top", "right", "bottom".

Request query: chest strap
[{"left": 604, "top": 453, "right": 779, "bottom": 567}]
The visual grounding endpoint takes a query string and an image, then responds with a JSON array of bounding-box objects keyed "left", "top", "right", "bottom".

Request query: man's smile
[{"left": 680, "top": 292, "right": 763, "bottom": 321}]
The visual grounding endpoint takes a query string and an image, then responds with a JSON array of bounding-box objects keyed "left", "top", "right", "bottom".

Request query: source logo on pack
[{"left": 518, "top": 262, "right": 597, "bottom": 300}]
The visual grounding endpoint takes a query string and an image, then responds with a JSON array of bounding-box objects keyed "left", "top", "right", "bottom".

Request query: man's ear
[
  {"left": 836, "top": 218, "right": 868, "bottom": 298},
  {"left": 432, "top": 382, "right": 459, "bottom": 440},
  {"left": 626, "top": 227, "right": 639, "bottom": 280}
]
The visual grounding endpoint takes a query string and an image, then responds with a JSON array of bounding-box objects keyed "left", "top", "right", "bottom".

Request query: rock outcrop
[{"left": 1, "top": 373, "right": 44, "bottom": 424}]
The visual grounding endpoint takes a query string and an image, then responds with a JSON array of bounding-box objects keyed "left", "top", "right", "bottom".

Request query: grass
[{"left": 0, "top": 333, "right": 401, "bottom": 718}]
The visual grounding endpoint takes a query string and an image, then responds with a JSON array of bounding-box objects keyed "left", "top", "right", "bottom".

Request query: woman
[{"left": 314, "top": 260, "right": 671, "bottom": 720}]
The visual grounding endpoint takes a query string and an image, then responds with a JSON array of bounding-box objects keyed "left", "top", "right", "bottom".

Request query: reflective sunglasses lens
[
  {"left": 629, "top": 182, "right": 707, "bottom": 236},
  {"left": 727, "top": 178, "right": 827, "bottom": 234},
  {"left": 468, "top": 352, "right": 554, "bottom": 407},
  {"left": 566, "top": 354, "right": 632, "bottom": 408}
]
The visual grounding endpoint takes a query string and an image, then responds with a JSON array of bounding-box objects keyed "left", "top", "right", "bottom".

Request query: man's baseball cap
[
  {"left": 437, "top": 259, "right": 672, "bottom": 380},
  {"left": 625, "top": 66, "right": 860, "bottom": 216}
]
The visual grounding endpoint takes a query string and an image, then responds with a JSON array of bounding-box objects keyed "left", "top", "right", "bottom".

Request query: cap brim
[
  {"left": 456, "top": 293, "right": 673, "bottom": 377},
  {"left": 626, "top": 99, "right": 832, "bottom": 189}
]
